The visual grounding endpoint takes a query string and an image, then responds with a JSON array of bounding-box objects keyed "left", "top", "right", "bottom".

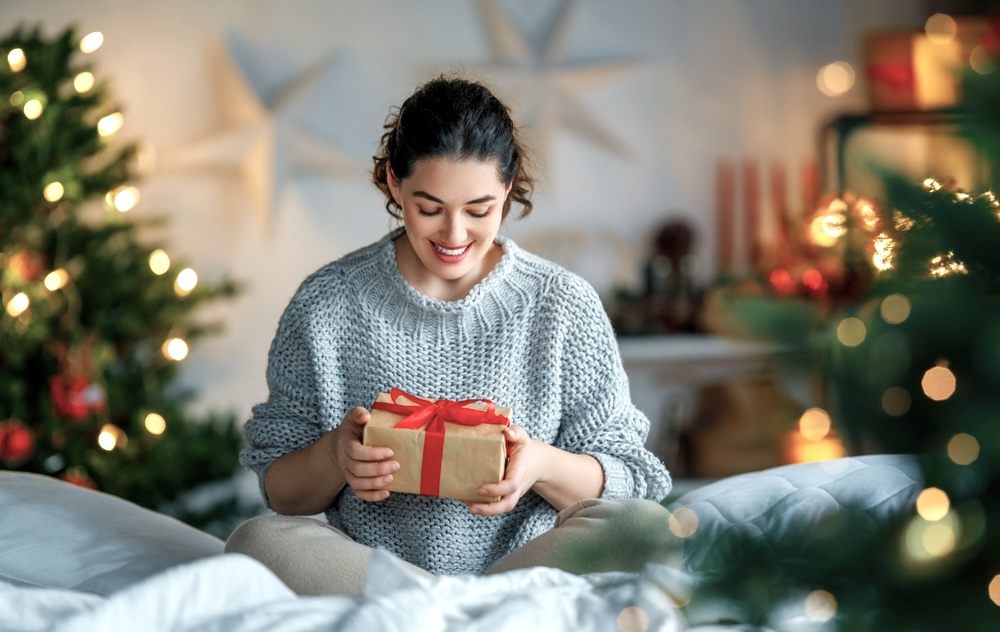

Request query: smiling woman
[{"left": 226, "top": 74, "right": 674, "bottom": 596}]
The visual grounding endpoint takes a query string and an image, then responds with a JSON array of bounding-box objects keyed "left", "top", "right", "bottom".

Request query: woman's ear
[{"left": 386, "top": 164, "right": 402, "bottom": 207}]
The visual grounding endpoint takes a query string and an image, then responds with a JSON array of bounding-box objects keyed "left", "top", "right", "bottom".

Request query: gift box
[
  {"left": 362, "top": 389, "right": 511, "bottom": 503},
  {"left": 864, "top": 29, "right": 961, "bottom": 111}
]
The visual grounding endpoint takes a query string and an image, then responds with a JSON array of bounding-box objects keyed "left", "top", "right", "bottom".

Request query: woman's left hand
[{"left": 467, "top": 424, "right": 539, "bottom": 516}]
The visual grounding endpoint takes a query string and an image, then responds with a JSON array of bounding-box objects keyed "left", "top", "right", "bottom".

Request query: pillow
[
  {"left": 666, "top": 453, "right": 923, "bottom": 573},
  {"left": 0, "top": 471, "right": 224, "bottom": 596}
]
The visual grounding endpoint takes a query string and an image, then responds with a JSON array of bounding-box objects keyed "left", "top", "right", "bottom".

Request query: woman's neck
[{"left": 393, "top": 233, "right": 502, "bottom": 302}]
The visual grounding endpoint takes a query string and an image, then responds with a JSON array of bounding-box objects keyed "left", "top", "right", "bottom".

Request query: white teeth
[{"left": 434, "top": 243, "right": 467, "bottom": 256}]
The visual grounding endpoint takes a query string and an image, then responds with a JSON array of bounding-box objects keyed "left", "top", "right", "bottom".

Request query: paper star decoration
[
  {"left": 479, "top": 0, "right": 637, "bottom": 166},
  {"left": 163, "top": 33, "right": 367, "bottom": 230}
]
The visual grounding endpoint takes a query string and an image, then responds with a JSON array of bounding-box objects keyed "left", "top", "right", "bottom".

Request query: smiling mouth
[{"left": 433, "top": 242, "right": 470, "bottom": 256}]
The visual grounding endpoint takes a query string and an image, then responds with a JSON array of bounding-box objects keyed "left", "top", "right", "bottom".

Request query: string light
[
  {"left": 73, "top": 71, "right": 95, "bottom": 93},
  {"left": 873, "top": 232, "right": 895, "bottom": 271},
  {"left": 5, "top": 293, "right": 29, "bottom": 317},
  {"left": 922, "top": 363, "right": 956, "bottom": 401},
  {"left": 925, "top": 13, "right": 958, "bottom": 44},
  {"left": 616, "top": 606, "right": 649, "bottom": 632},
  {"left": 929, "top": 252, "right": 967, "bottom": 277},
  {"left": 148, "top": 249, "right": 170, "bottom": 275},
  {"left": 43, "top": 182, "right": 65, "bottom": 203},
  {"left": 144, "top": 412, "right": 167, "bottom": 435},
  {"left": 97, "top": 423, "right": 128, "bottom": 451},
  {"left": 79, "top": 32, "right": 104, "bottom": 54},
  {"left": 799, "top": 407, "right": 831, "bottom": 441},
  {"left": 880, "top": 294, "right": 910, "bottom": 324},
  {"left": 804, "top": 590, "right": 837, "bottom": 623},
  {"left": 23, "top": 98, "right": 44, "bottom": 120},
  {"left": 97, "top": 112, "right": 123, "bottom": 137},
  {"left": 173, "top": 268, "right": 198, "bottom": 297},
  {"left": 989, "top": 576, "right": 1000, "bottom": 607},
  {"left": 9, "top": 90, "right": 24, "bottom": 107},
  {"left": 916, "top": 487, "right": 950, "bottom": 521},
  {"left": 923, "top": 178, "right": 943, "bottom": 191},
  {"left": 970, "top": 45, "right": 997, "bottom": 75},
  {"left": 667, "top": 507, "right": 699, "bottom": 538},
  {"left": 162, "top": 337, "right": 189, "bottom": 361},
  {"left": 7, "top": 48, "right": 26, "bottom": 72},
  {"left": 903, "top": 511, "right": 959, "bottom": 562},
  {"left": 107, "top": 185, "right": 139, "bottom": 212},
  {"left": 816, "top": 61, "right": 855, "bottom": 96},
  {"left": 836, "top": 317, "right": 866, "bottom": 347},
  {"left": 43, "top": 269, "right": 69, "bottom": 291},
  {"left": 947, "top": 433, "right": 979, "bottom": 465}
]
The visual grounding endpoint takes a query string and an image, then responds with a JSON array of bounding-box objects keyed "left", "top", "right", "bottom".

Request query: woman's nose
[{"left": 442, "top": 213, "right": 467, "bottom": 244}]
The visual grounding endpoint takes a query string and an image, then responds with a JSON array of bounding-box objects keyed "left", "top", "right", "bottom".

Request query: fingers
[{"left": 468, "top": 479, "right": 520, "bottom": 516}]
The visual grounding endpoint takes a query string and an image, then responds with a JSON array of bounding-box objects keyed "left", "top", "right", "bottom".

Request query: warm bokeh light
[
  {"left": 882, "top": 387, "right": 911, "bottom": 416},
  {"left": 667, "top": 507, "right": 699, "bottom": 538},
  {"left": 108, "top": 185, "right": 140, "bottom": 212},
  {"left": 799, "top": 408, "right": 832, "bottom": 441},
  {"left": 97, "top": 112, "right": 124, "bottom": 137},
  {"left": 816, "top": 61, "right": 855, "bottom": 96},
  {"left": 43, "top": 181, "right": 65, "bottom": 203},
  {"left": 616, "top": 606, "right": 648, "bottom": 632},
  {"left": 73, "top": 71, "right": 95, "bottom": 93},
  {"left": 971, "top": 45, "right": 996, "bottom": 75},
  {"left": 990, "top": 575, "right": 1000, "bottom": 607},
  {"left": 23, "top": 98, "right": 44, "bottom": 120},
  {"left": 43, "top": 269, "right": 69, "bottom": 292},
  {"left": 929, "top": 252, "right": 967, "bottom": 277},
  {"left": 925, "top": 13, "right": 958, "bottom": 44},
  {"left": 903, "top": 512, "right": 959, "bottom": 562},
  {"left": 801, "top": 268, "right": 827, "bottom": 294},
  {"left": 947, "top": 433, "right": 980, "bottom": 465},
  {"left": 916, "top": 487, "right": 950, "bottom": 522},
  {"left": 97, "top": 423, "right": 128, "bottom": 451},
  {"left": 7, "top": 48, "right": 26, "bottom": 72},
  {"left": 873, "top": 233, "right": 895, "bottom": 271},
  {"left": 9, "top": 90, "right": 24, "bottom": 107},
  {"left": 144, "top": 412, "right": 167, "bottom": 435},
  {"left": 804, "top": 590, "right": 837, "bottom": 623},
  {"left": 769, "top": 268, "right": 796, "bottom": 295},
  {"left": 174, "top": 268, "right": 198, "bottom": 296},
  {"left": 922, "top": 364, "right": 956, "bottom": 401},
  {"left": 149, "top": 249, "right": 171, "bottom": 275},
  {"left": 6, "top": 293, "right": 30, "bottom": 317},
  {"left": 79, "top": 31, "right": 104, "bottom": 54},
  {"left": 923, "top": 178, "right": 943, "bottom": 191},
  {"left": 162, "top": 337, "right": 189, "bottom": 361},
  {"left": 836, "top": 317, "right": 866, "bottom": 347},
  {"left": 880, "top": 294, "right": 911, "bottom": 324}
]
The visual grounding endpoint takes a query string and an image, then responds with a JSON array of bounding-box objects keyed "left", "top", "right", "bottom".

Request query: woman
[{"left": 226, "top": 75, "right": 673, "bottom": 595}]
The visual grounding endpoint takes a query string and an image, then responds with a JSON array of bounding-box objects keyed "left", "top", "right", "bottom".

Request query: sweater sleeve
[
  {"left": 239, "top": 285, "right": 327, "bottom": 509},
  {"left": 549, "top": 274, "right": 673, "bottom": 502}
]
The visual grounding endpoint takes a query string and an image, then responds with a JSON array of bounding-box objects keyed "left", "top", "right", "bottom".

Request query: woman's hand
[
  {"left": 334, "top": 406, "right": 399, "bottom": 502},
  {"left": 467, "top": 425, "right": 540, "bottom": 516}
]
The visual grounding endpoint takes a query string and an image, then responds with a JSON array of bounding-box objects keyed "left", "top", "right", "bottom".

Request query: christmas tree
[
  {"left": 0, "top": 24, "right": 248, "bottom": 534},
  {"left": 663, "top": 55, "right": 1000, "bottom": 631}
]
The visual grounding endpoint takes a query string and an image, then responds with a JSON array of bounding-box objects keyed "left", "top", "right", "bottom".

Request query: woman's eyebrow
[{"left": 414, "top": 191, "right": 496, "bottom": 205}]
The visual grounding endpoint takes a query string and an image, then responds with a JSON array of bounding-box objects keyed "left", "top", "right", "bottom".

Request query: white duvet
[{"left": 0, "top": 550, "right": 697, "bottom": 632}]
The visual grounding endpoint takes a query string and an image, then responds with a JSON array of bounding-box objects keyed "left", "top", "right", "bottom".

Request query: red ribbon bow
[{"left": 371, "top": 388, "right": 510, "bottom": 497}]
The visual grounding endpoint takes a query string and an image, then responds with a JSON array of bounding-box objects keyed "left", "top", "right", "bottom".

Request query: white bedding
[{"left": 0, "top": 455, "right": 921, "bottom": 632}]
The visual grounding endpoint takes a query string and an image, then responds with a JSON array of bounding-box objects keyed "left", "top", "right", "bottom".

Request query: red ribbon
[{"left": 371, "top": 388, "right": 510, "bottom": 497}]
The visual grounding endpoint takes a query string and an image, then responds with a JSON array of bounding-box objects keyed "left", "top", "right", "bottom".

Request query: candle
[
  {"left": 771, "top": 162, "right": 791, "bottom": 264},
  {"left": 743, "top": 160, "right": 761, "bottom": 271},
  {"left": 716, "top": 159, "right": 735, "bottom": 278}
]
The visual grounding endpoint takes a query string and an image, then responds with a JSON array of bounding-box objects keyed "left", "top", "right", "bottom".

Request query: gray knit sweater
[{"left": 241, "top": 227, "right": 672, "bottom": 575}]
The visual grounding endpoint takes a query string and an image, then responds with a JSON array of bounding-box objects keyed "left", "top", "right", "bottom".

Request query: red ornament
[
  {"left": 61, "top": 468, "right": 97, "bottom": 490},
  {"left": 50, "top": 375, "right": 106, "bottom": 422},
  {"left": 0, "top": 419, "right": 36, "bottom": 466}
]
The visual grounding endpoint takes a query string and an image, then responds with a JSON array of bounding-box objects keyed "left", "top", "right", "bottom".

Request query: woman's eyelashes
[{"left": 416, "top": 207, "right": 491, "bottom": 218}]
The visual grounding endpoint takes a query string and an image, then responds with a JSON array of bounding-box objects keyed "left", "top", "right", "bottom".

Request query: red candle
[
  {"left": 771, "top": 162, "right": 791, "bottom": 264},
  {"left": 743, "top": 160, "right": 761, "bottom": 271},
  {"left": 716, "top": 160, "right": 735, "bottom": 277}
]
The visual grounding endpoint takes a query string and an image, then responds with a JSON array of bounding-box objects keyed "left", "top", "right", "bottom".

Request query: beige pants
[{"left": 225, "top": 498, "right": 672, "bottom": 596}]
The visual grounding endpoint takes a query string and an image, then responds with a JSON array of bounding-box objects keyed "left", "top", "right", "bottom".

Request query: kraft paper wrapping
[{"left": 362, "top": 391, "right": 511, "bottom": 503}]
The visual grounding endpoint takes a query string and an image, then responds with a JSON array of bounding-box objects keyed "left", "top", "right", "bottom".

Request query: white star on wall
[
  {"left": 479, "top": 0, "right": 637, "bottom": 167},
  {"left": 163, "top": 33, "right": 368, "bottom": 230}
]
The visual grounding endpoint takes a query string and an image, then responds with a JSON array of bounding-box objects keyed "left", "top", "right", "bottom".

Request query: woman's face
[{"left": 389, "top": 157, "right": 510, "bottom": 299}]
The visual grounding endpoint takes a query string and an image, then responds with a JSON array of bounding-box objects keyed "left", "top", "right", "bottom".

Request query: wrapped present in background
[
  {"left": 362, "top": 389, "right": 511, "bottom": 503},
  {"left": 864, "top": 28, "right": 961, "bottom": 111}
]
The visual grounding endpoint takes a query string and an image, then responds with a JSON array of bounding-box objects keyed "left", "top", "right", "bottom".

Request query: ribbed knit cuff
[{"left": 591, "top": 453, "right": 634, "bottom": 499}]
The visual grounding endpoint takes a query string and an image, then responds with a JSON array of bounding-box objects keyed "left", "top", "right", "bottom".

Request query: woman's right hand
[{"left": 333, "top": 406, "right": 399, "bottom": 502}]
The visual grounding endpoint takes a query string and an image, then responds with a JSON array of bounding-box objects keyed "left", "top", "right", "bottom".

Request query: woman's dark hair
[{"left": 372, "top": 75, "right": 534, "bottom": 220}]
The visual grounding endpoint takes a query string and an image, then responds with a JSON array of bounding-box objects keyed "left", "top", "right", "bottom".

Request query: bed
[{"left": 0, "top": 454, "right": 920, "bottom": 631}]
